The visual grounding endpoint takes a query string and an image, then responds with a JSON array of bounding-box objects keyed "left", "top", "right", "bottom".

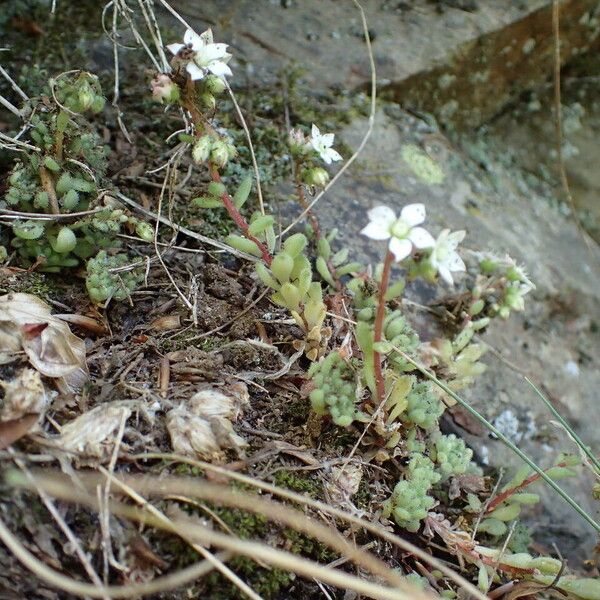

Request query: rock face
[
  {"left": 173, "top": 0, "right": 600, "bottom": 126},
  {"left": 175, "top": 0, "right": 600, "bottom": 561}
]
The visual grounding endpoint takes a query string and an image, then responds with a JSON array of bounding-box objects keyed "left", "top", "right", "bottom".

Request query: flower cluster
[{"left": 167, "top": 28, "right": 232, "bottom": 81}]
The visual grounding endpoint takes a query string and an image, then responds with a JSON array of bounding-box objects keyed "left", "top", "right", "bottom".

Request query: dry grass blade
[
  {"left": 389, "top": 345, "right": 600, "bottom": 533},
  {"left": 97, "top": 466, "right": 265, "bottom": 600},
  {"left": 0, "top": 514, "right": 233, "bottom": 597},
  {"left": 14, "top": 469, "right": 414, "bottom": 592},
  {"left": 128, "top": 452, "right": 489, "bottom": 600},
  {"left": 5, "top": 470, "right": 432, "bottom": 600},
  {"left": 115, "top": 191, "right": 259, "bottom": 260}
]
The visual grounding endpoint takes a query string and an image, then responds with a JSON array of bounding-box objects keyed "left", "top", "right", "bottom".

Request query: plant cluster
[
  {"left": 144, "top": 27, "right": 563, "bottom": 548},
  {"left": 307, "top": 350, "right": 362, "bottom": 427},
  {"left": 2, "top": 71, "right": 152, "bottom": 302}
]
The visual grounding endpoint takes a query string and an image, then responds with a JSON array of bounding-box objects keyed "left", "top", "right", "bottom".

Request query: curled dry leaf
[
  {"left": 325, "top": 464, "right": 363, "bottom": 512},
  {"left": 0, "top": 414, "right": 40, "bottom": 450},
  {"left": 0, "top": 293, "right": 89, "bottom": 392},
  {"left": 166, "top": 382, "right": 249, "bottom": 460},
  {"left": 55, "top": 402, "right": 132, "bottom": 463},
  {"left": 148, "top": 315, "right": 181, "bottom": 331},
  {"left": 0, "top": 368, "right": 52, "bottom": 422},
  {"left": 166, "top": 407, "right": 221, "bottom": 458}
]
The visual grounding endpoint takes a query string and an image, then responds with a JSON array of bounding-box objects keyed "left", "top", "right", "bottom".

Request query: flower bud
[
  {"left": 302, "top": 167, "right": 329, "bottom": 187},
  {"left": 54, "top": 227, "right": 77, "bottom": 253},
  {"left": 192, "top": 136, "right": 212, "bottom": 164},
  {"left": 210, "top": 139, "right": 232, "bottom": 168},
  {"left": 77, "top": 83, "right": 94, "bottom": 111},
  {"left": 199, "top": 92, "right": 216, "bottom": 110},
  {"left": 288, "top": 128, "right": 310, "bottom": 156},
  {"left": 204, "top": 74, "right": 226, "bottom": 95},
  {"left": 135, "top": 221, "right": 154, "bottom": 242},
  {"left": 150, "top": 73, "right": 181, "bottom": 104}
]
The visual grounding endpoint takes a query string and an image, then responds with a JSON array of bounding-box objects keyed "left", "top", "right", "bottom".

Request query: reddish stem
[
  {"left": 210, "top": 167, "right": 272, "bottom": 265},
  {"left": 373, "top": 250, "right": 394, "bottom": 404},
  {"left": 485, "top": 460, "right": 568, "bottom": 513}
]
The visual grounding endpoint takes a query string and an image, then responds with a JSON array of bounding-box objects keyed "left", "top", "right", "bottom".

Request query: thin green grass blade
[{"left": 525, "top": 377, "right": 600, "bottom": 474}]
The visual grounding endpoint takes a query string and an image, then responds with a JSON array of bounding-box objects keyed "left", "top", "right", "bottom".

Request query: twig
[
  {"left": 98, "top": 467, "right": 266, "bottom": 600},
  {"left": 0, "top": 93, "right": 23, "bottom": 118},
  {"left": 0, "top": 512, "right": 229, "bottom": 598},
  {"left": 0, "top": 65, "right": 29, "bottom": 101},
  {"left": 128, "top": 453, "right": 489, "bottom": 600},
  {"left": 38, "top": 166, "right": 60, "bottom": 214},
  {"left": 115, "top": 191, "right": 259, "bottom": 260}
]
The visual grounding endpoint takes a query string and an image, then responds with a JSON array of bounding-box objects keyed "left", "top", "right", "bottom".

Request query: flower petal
[
  {"left": 325, "top": 148, "right": 342, "bottom": 163},
  {"left": 400, "top": 203, "right": 426, "bottom": 227},
  {"left": 320, "top": 133, "right": 334, "bottom": 147},
  {"left": 184, "top": 29, "right": 204, "bottom": 51},
  {"left": 408, "top": 226, "right": 435, "bottom": 249},
  {"left": 389, "top": 237, "right": 412, "bottom": 262},
  {"left": 200, "top": 28, "right": 214, "bottom": 45},
  {"left": 186, "top": 62, "right": 205, "bottom": 80},
  {"left": 447, "top": 252, "right": 466, "bottom": 272},
  {"left": 311, "top": 124, "right": 321, "bottom": 140},
  {"left": 448, "top": 230, "right": 466, "bottom": 245},
  {"left": 361, "top": 221, "right": 391, "bottom": 241},
  {"left": 438, "top": 265, "right": 454, "bottom": 286},
  {"left": 199, "top": 43, "right": 229, "bottom": 63},
  {"left": 367, "top": 205, "right": 396, "bottom": 228},
  {"left": 208, "top": 61, "right": 233, "bottom": 78},
  {"left": 167, "top": 43, "right": 185, "bottom": 55}
]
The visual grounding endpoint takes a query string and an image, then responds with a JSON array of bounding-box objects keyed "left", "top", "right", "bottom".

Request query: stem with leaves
[
  {"left": 180, "top": 84, "right": 272, "bottom": 265},
  {"left": 209, "top": 167, "right": 272, "bottom": 265}
]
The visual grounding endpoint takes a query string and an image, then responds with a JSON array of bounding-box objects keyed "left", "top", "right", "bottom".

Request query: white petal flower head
[
  {"left": 310, "top": 124, "right": 342, "bottom": 165},
  {"left": 167, "top": 28, "right": 233, "bottom": 81},
  {"left": 430, "top": 229, "right": 466, "bottom": 285},
  {"left": 360, "top": 203, "right": 435, "bottom": 262}
]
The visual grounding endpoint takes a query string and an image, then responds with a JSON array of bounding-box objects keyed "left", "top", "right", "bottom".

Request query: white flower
[
  {"left": 429, "top": 229, "right": 466, "bottom": 285},
  {"left": 360, "top": 204, "right": 435, "bottom": 261},
  {"left": 309, "top": 124, "right": 342, "bottom": 165},
  {"left": 167, "top": 29, "right": 233, "bottom": 81}
]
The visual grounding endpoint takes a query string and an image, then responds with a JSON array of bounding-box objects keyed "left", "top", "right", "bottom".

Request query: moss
[
  {"left": 274, "top": 470, "right": 322, "bottom": 496},
  {"left": 203, "top": 557, "right": 293, "bottom": 600},
  {"left": 400, "top": 144, "right": 445, "bottom": 185},
  {"left": 0, "top": 271, "right": 56, "bottom": 298}
]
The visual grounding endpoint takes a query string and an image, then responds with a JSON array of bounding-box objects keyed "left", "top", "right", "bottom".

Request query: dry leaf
[
  {"left": 0, "top": 293, "right": 89, "bottom": 392},
  {"left": 188, "top": 383, "right": 249, "bottom": 419},
  {"left": 166, "top": 382, "right": 248, "bottom": 460},
  {"left": 0, "top": 414, "right": 39, "bottom": 449},
  {"left": 166, "top": 406, "right": 221, "bottom": 458},
  {"left": 0, "top": 368, "right": 52, "bottom": 421},
  {"left": 55, "top": 402, "right": 131, "bottom": 463},
  {"left": 325, "top": 464, "right": 363, "bottom": 511},
  {"left": 148, "top": 315, "right": 181, "bottom": 331}
]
